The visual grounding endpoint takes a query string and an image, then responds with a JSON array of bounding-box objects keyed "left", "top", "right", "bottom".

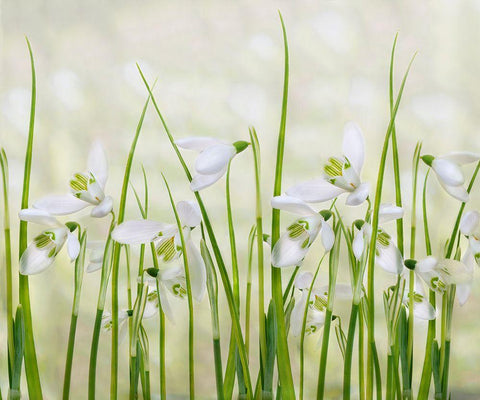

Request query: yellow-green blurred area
[{"left": 1, "top": 0, "right": 480, "bottom": 398}]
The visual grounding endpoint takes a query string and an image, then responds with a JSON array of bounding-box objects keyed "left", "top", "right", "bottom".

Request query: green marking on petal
[
  {"left": 70, "top": 172, "right": 89, "bottom": 192},
  {"left": 156, "top": 236, "right": 178, "bottom": 262}
]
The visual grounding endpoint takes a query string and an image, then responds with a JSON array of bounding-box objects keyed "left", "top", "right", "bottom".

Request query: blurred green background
[{"left": 1, "top": 0, "right": 480, "bottom": 398}]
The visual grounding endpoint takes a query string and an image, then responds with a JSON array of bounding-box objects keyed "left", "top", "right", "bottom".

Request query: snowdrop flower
[
  {"left": 460, "top": 210, "right": 480, "bottom": 265},
  {"left": 421, "top": 152, "right": 480, "bottom": 202},
  {"left": 176, "top": 136, "right": 249, "bottom": 191},
  {"left": 18, "top": 209, "right": 80, "bottom": 275},
  {"left": 112, "top": 200, "right": 206, "bottom": 301},
  {"left": 270, "top": 195, "right": 334, "bottom": 268},
  {"left": 34, "top": 141, "right": 113, "bottom": 218},
  {"left": 85, "top": 240, "right": 105, "bottom": 273},
  {"left": 400, "top": 274, "right": 436, "bottom": 320},
  {"left": 352, "top": 204, "right": 404, "bottom": 274},
  {"left": 286, "top": 122, "right": 369, "bottom": 206},
  {"left": 414, "top": 256, "right": 473, "bottom": 305},
  {"left": 102, "top": 310, "right": 130, "bottom": 343}
]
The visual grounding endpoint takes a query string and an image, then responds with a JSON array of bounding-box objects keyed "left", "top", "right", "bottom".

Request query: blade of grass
[{"left": 18, "top": 37, "right": 43, "bottom": 399}]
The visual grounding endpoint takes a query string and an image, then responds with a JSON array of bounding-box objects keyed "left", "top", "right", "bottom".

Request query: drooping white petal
[
  {"left": 376, "top": 241, "right": 404, "bottom": 274},
  {"left": 158, "top": 282, "right": 175, "bottom": 323},
  {"left": 195, "top": 144, "right": 236, "bottom": 175},
  {"left": 379, "top": 204, "right": 404, "bottom": 223},
  {"left": 352, "top": 229, "right": 365, "bottom": 260},
  {"left": 18, "top": 208, "right": 61, "bottom": 227},
  {"left": 175, "top": 137, "right": 221, "bottom": 152},
  {"left": 342, "top": 122, "right": 365, "bottom": 175},
  {"left": 320, "top": 222, "right": 335, "bottom": 251},
  {"left": 439, "top": 259, "right": 473, "bottom": 285},
  {"left": 294, "top": 271, "right": 313, "bottom": 290},
  {"left": 19, "top": 242, "right": 55, "bottom": 275},
  {"left": 87, "top": 140, "right": 109, "bottom": 188},
  {"left": 34, "top": 194, "right": 88, "bottom": 216},
  {"left": 286, "top": 178, "right": 345, "bottom": 203},
  {"left": 67, "top": 232, "right": 80, "bottom": 260},
  {"left": 112, "top": 220, "right": 168, "bottom": 244},
  {"left": 440, "top": 152, "right": 480, "bottom": 165},
  {"left": 460, "top": 210, "right": 480, "bottom": 235},
  {"left": 416, "top": 256, "right": 438, "bottom": 273},
  {"left": 413, "top": 299, "right": 436, "bottom": 320},
  {"left": 177, "top": 200, "right": 202, "bottom": 227},
  {"left": 342, "top": 164, "right": 361, "bottom": 189},
  {"left": 86, "top": 262, "right": 103, "bottom": 273},
  {"left": 432, "top": 158, "right": 464, "bottom": 186},
  {"left": 271, "top": 195, "right": 316, "bottom": 216},
  {"left": 345, "top": 182, "right": 370, "bottom": 206},
  {"left": 290, "top": 291, "right": 309, "bottom": 337},
  {"left": 271, "top": 233, "right": 309, "bottom": 268},
  {"left": 456, "top": 282, "right": 472, "bottom": 306},
  {"left": 190, "top": 167, "right": 227, "bottom": 191},
  {"left": 185, "top": 239, "right": 206, "bottom": 302},
  {"left": 437, "top": 180, "right": 469, "bottom": 202},
  {"left": 91, "top": 195, "right": 113, "bottom": 218}
]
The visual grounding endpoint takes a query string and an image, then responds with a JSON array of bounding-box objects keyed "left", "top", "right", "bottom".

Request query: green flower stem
[
  {"left": 0, "top": 149, "right": 14, "bottom": 383},
  {"left": 269, "top": 14, "right": 296, "bottom": 398},
  {"left": 418, "top": 171, "right": 435, "bottom": 399},
  {"left": 343, "top": 303, "right": 359, "bottom": 400},
  {"left": 151, "top": 244, "right": 166, "bottom": 399},
  {"left": 137, "top": 65, "right": 253, "bottom": 397},
  {"left": 300, "top": 253, "right": 327, "bottom": 400},
  {"left": 109, "top": 93, "right": 150, "bottom": 399},
  {"left": 358, "top": 306, "right": 365, "bottom": 400},
  {"left": 250, "top": 127, "right": 267, "bottom": 379},
  {"left": 18, "top": 38, "right": 43, "bottom": 399},
  {"left": 366, "top": 52, "right": 416, "bottom": 400},
  {"left": 163, "top": 176, "right": 195, "bottom": 400},
  {"left": 63, "top": 231, "right": 87, "bottom": 400},
  {"left": 317, "top": 223, "right": 341, "bottom": 399},
  {"left": 245, "top": 226, "right": 256, "bottom": 357}
]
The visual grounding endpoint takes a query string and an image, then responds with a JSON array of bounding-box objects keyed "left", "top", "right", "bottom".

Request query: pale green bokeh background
[{"left": 1, "top": 1, "right": 480, "bottom": 398}]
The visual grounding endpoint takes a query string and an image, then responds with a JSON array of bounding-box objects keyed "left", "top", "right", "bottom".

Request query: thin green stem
[
  {"left": 163, "top": 176, "right": 195, "bottom": 399},
  {"left": 343, "top": 303, "right": 359, "bottom": 400},
  {"left": 18, "top": 37, "right": 42, "bottom": 399},
  {"left": 63, "top": 231, "right": 87, "bottom": 400}
]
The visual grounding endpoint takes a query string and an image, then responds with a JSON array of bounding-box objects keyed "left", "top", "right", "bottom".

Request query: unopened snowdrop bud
[
  {"left": 422, "top": 152, "right": 480, "bottom": 202},
  {"left": 460, "top": 210, "right": 480, "bottom": 236}
]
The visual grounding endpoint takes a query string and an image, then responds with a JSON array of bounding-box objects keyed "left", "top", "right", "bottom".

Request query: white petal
[
  {"left": 86, "top": 262, "right": 102, "bottom": 273},
  {"left": 342, "top": 122, "right": 365, "bottom": 175},
  {"left": 271, "top": 233, "right": 309, "bottom": 268},
  {"left": 456, "top": 282, "right": 472, "bottom": 306},
  {"left": 190, "top": 167, "right": 227, "bottom": 191},
  {"left": 460, "top": 210, "right": 480, "bottom": 235},
  {"left": 87, "top": 140, "right": 108, "bottom": 188},
  {"left": 440, "top": 152, "right": 480, "bottom": 165},
  {"left": 290, "top": 291, "right": 309, "bottom": 337},
  {"left": 18, "top": 208, "right": 60, "bottom": 226},
  {"left": 175, "top": 137, "right": 221, "bottom": 152},
  {"left": 112, "top": 220, "right": 168, "bottom": 244},
  {"left": 271, "top": 195, "right": 316, "bottom": 216},
  {"left": 158, "top": 282, "right": 175, "bottom": 323},
  {"left": 177, "top": 200, "right": 202, "bottom": 227},
  {"left": 91, "top": 196, "right": 113, "bottom": 218},
  {"left": 352, "top": 229, "right": 365, "bottom": 260},
  {"left": 19, "top": 242, "right": 55, "bottom": 275},
  {"left": 320, "top": 222, "right": 335, "bottom": 251},
  {"left": 376, "top": 241, "right": 404, "bottom": 274},
  {"left": 185, "top": 239, "right": 206, "bottom": 302},
  {"left": 67, "top": 232, "right": 80, "bottom": 260},
  {"left": 286, "top": 178, "right": 345, "bottom": 203},
  {"left": 379, "top": 204, "right": 404, "bottom": 223},
  {"left": 294, "top": 271, "right": 313, "bottom": 290},
  {"left": 345, "top": 182, "right": 370, "bottom": 206},
  {"left": 432, "top": 158, "right": 464, "bottom": 186},
  {"left": 439, "top": 259, "right": 473, "bottom": 285},
  {"left": 416, "top": 256, "right": 438, "bottom": 273},
  {"left": 34, "top": 194, "right": 88, "bottom": 216},
  {"left": 413, "top": 300, "right": 437, "bottom": 320},
  {"left": 195, "top": 144, "right": 236, "bottom": 175},
  {"left": 438, "top": 180, "right": 469, "bottom": 202}
]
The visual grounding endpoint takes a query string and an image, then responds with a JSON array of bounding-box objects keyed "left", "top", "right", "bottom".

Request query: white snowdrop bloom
[
  {"left": 460, "top": 210, "right": 480, "bottom": 265},
  {"left": 352, "top": 204, "right": 404, "bottom": 274},
  {"left": 415, "top": 256, "right": 473, "bottom": 302},
  {"left": 176, "top": 136, "right": 249, "bottom": 191},
  {"left": 101, "top": 310, "right": 130, "bottom": 343},
  {"left": 401, "top": 273, "right": 437, "bottom": 320},
  {"left": 422, "top": 152, "right": 480, "bottom": 202},
  {"left": 18, "top": 209, "right": 80, "bottom": 275},
  {"left": 34, "top": 141, "right": 113, "bottom": 218},
  {"left": 112, "top": 200, "right": 206, "bottom": 302},
  {"left": 270, "top": 195, "right": 334, "bottom": 268},
  {"left": 85, "top": 240, "right": 105, "bottom": 273},
  {"left": 286, "top": 122, "right": 369, "bottom": 206}
]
